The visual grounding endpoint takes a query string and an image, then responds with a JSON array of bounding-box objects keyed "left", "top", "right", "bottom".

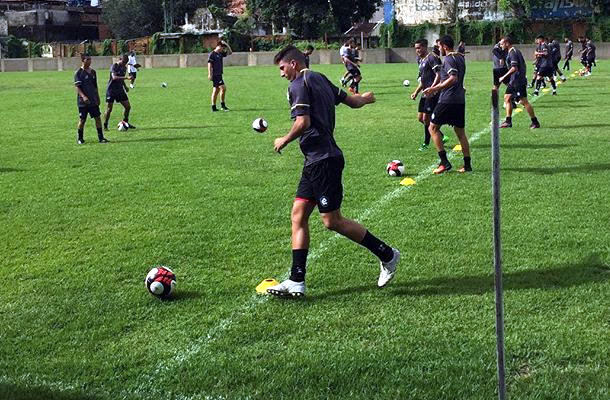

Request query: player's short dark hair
[
  {"left": 305, "top": 45, "right": 314, "bottom": 51},
  {"left": 80, "top": 53, "right": 91, "bottom": 61},
  {"left": 536, "top": 34, "right": 545, "bottom": 40},
  {"left": 502, "top": 35, "right": 514, "bottom": 45},
  {"left": 439, "top": 35, "right": 454, "bottom": 49},
  {"left": 274, "top": 45, "right": 306, "bottom": 65},
  {"left": 415, "top": 39, "right": 428, "bottom": 47}
]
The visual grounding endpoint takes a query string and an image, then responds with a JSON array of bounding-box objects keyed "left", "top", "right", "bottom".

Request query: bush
[
  {"left": 117, "top": 40, "right": 128, "bottom": 55},
  {"left": 102, "top": 39, "right": 113, "bottom": 56},
  {"left": 6, "top": 36, "right": 28, "bottom": 58},
  {"left": 86, "top": 42, "right": 99, "bottom": 57}
]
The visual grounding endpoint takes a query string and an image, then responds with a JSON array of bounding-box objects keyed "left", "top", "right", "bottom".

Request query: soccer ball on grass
[
  {"left": 252, "top": 118, "right": 268, "bottom": 133},
  {"left": 386, "top": 160, "right": 405, "bottom": 177},
  {"left": 145, "top": 266, "right": 176, "bottom": 299}
]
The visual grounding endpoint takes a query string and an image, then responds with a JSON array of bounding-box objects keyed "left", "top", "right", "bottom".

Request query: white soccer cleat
[
  {"left": 267, "top": 279, "right": 306, "bottom": 297},
  {"left": 129, "top": 84, "right": 134, "bottom": 89},
  {"left": 378, "top": 248, "right": 400, "bottom": 288}
]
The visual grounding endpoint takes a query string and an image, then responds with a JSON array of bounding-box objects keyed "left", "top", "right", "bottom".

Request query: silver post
[{"left": 491, "top": 88, "right": 506, "bottom": 400}]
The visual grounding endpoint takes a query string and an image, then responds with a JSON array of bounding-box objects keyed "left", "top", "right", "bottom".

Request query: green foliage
[
  {"left": 117, "top": 40, "right": 128, "bottom": 55},
  {"left": 6, "top": 36, "right": 28, "bottom": 58},
  {"left": 102, "top": 39, "right": 114, "bottom": 56},
  {"left": 86, "top": 42, "right": 100, "bottom": 57},
  {"left": 150, "top": 32, "right": 160, "bottom": 55},
  {"left": 28, "top": 42, "right": 44, "bottom": 58}
]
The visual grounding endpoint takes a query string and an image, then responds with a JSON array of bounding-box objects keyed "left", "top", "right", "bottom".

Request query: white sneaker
[
  {"left": 129, "top": 84, "right": 134, "bottom": 89},
  {"left": 267, "top": 279, "right": 306, "bottom": 297},
  {"left": 378, "top": 248, "right": 400, "bottom": 288}
]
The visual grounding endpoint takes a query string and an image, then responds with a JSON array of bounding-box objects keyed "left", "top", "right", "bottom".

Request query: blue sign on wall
[
  {"left": 531, "top": 0, "right": 594, "bottom": 19},
  {"left": 383, "top": 0, "right": 395, "bottom": 24}
]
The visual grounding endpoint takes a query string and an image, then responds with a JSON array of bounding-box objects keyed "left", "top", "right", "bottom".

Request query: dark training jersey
[
  {"left": 74, "top": 67, "right": 100, "bottom": 107},
  {"left": 565, "top": 40, "right": 573, "bottom": 58},
  {"left": 492, "top": 43, "right": 507, "bottom": 69},
  {"left": 536, "top": 42, "right": 552, "bottom": 69},
  {"left": 506, "top": 47, "right": 527, "bottom": 87},
  {"left": 287, "top": 69, "right": 347, "bottom": 166},
  {"left": 418, "top": 52, "right": 441, "bottom": 89},
  {"left": 551, "top": 40, "right": 561, "bottom": 63},
  {"left": 438, "top": 52, "right": 466, "bottom": 105},
  {"left": 586, "top": 42, "right": 596, "bottom": 60},
  {"left": 304, "top": 54, "right": 310, "bottom": 69},
  {"left": 107, "top": 63, "right": 127, "bottom": 95},
  {"left": 208, "top": 50, "right": 227, "bottom": 77}
]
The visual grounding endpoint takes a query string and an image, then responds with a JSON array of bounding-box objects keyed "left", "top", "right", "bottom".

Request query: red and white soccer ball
[
  {"left": 386, "top": 160, "right": 405, "bottom": 177},
  {"left": 252, "top": 117, "right": 268, "bottom": 133},
  {"left": 117, "top": 121, "right": 129, "bottom": 131},
  {"left": 145, "top": 266, "right": 176, "bottom": 299}
]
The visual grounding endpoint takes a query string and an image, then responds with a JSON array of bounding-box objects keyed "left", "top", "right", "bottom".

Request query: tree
[
  {"left": 102, "top": 0, "right": 226, "bottom": 39},
  {"left": 247, "top": 0, "right": 382, "bottom": 39}
]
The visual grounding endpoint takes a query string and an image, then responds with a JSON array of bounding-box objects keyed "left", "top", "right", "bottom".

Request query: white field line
[{"left": 6, "top": 92, "right": 546, "bottom": 400}]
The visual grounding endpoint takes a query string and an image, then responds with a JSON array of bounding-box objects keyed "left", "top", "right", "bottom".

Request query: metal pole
[{"left": 491, "top": 88, "right": 506, "bottom": 400}]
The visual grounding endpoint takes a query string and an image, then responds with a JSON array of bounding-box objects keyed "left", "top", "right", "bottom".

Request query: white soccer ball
[
  {"left": 161, "top": 82, "right": 167, "bottom": 88},
  {"left": 403, "top": 79, "right": 410, "bottom": 87},
  {"left": 386, "top": 160, "right": 405, "bottom": 177},
  {"left": 252, "top": 117, "right": 268, "bottom": 133},
  {"left": 145, "top": 266, "right": 177, "bottom": 299},
  {"left": 117, "top": 121, "right": 128, "bottom": 131}
]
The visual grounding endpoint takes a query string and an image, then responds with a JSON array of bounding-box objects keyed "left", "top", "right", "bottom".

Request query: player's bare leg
[
  {"left": 211, "top": 87, "right": 219, "bottom": 111},
  {"left": 103, "top": 102, "right": 113, "bottom": 130},
  {"left": 219, "top": 84, "right": 229, "bottom": 111}
]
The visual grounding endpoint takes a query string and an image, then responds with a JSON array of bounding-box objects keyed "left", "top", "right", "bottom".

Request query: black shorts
[
  {"left": 418, "top": 94, "right": 439, "bottom": 114},
  {"left": 586, "top": 58, "right": 595, "bottom": 68},
  {"left": 346, "top": 65, "right": 361, "bottom": 78},
  {"left": 431, "top": 103, "right": 465, "bottom": 129},
  {"left": 129, "top": 72, "right": 137, "bottom": 79},
  {"left": 493, "top": 67, "right": 509, "bottom": 86},
  {"left": 78, "top": 104, "right": 101, "bottom": 120},
  {"left": 296, "top": 156, "right": 344, "bottom": 213},
  {"left": 538, "top": 67, "right": 554, "bottom": 77},
  {"left": 212, "top": 75, "right": 225, "bottom": 87},
  {"left": 106, "top": 91, "right": 129, "bottom": 103},
  {"left": 505, "top": 83, "right": 527, "bottom": 102}
]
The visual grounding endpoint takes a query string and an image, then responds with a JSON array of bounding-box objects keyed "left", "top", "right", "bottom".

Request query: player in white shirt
[{"left": 127, "top": 51, "right": 140, "bottom": 89}]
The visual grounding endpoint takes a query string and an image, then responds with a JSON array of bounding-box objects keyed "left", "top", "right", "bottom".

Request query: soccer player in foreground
[
  {"left": 267, "top": 45, "right": 400, "bottom": 297},
  {"left": 423, "top": 35, "right": 471, "bottom": 174},
  {"left": 410, "top": 38, "right": 446, "bottom": 151},
  {"left": 208, "top": 40, "right": 233, "bottom": 112},
  {"left": 103, "top": 54, "right": 136, "bottom": 131},
  {"left": 498, "top": 36, "right": 540, "bottom": 130},
  {"left": 74, "top": 54, "right": 108, "bottom": 144}
]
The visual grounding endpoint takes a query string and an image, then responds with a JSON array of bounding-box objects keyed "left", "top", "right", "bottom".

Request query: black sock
[
  {"left": 77, "top": 128, "right": 84, "bottom": 141},
  {"left": 290, "top": 249, "right": 308, "bottom": 282},
  {"left": 439, "top": 150, "right": 449, "bottom": 165},
  {"left": 506, "top": 116, "right": 512, "bottom": 124},
  {"left": 360, "top": 231, "right": 393, "bottom": 262},
  {"left": 424, "top": 125, "right": 431, "bottom": 145},
  {"left": 535, "top": 79, "right": 542, "bottom": 90},
  {"left": 97, "top": 127, "right": 104, "bottom": 140},
  {"left": 221, "top": 102, "right": 226, "bottom": 108},
  {"left": 124, "top": 117, "right": 129, "bottom": 123},
  {"left": 530, "top": 77, "right": 536, "bottom": 86},
  {"left": 212, "top": 105, "right": 218, "bottom": 111},
  {"left": 464, "top": 156, "right": 472, "bottom": 168},
  {"left": 550, "top": 79, "right": 556, "bottom": 90},
  {"left": 532, "top": 117, "right": 539, "bottom": 124}
]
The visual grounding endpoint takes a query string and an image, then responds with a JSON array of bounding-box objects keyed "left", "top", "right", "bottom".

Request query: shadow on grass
[
  {"left": 471, "top": 143, "right": 570, "bottom": 150},
  {"left": 314, "top": 254, "right": 609, "bottom": 300},
  {"left": 0, "top": 167, "right": 24, "bottom": 173},
  {"left": 543, "top": 123, "right": 610, "bottom": 129},
  {"left": 503, "top": 162, "right": 610, "bottom": 175},
  {"left": 0, "top": 383, "right": 102, "bottom": 400},
  {"left": 116, "top": 136, "right": 199, "bottom": 143},
  {"left": 165, "top": 290, "right": 202, "bottom": 302},
  {"left": 134, "top": 126, "right": 219, "bottom": 131}
]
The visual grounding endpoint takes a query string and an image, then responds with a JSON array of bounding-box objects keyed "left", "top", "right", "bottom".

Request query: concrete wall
[{"left": 1, "top": 43, "right": 608, "bottom": 72}]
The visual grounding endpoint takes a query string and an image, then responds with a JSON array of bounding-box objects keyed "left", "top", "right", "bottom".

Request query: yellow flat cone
[
  {"left": 400, "top": 177, "right": 416, "bottom": 186},
  {"left": 514, "top": 108, "right": 523, "bottom": 113},
  {"left": 453, "top": 144, "right": 462, "bottom": 152},
  {"left": 556, "top": 81, "right": 562, "bottom": 85},
  {"left": 542, "top": 88, "right": 551, "bottom": 93},
  {"left": 256, "top": 278, "right": 279, "bottom": 294}
]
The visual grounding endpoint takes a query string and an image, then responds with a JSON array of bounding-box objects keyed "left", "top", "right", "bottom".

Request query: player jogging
[
  {"left": 341, "top": 39, "right": 362, "bottom": 93},
  {"left": 563, "top": 37, "right": 573, "bottom": 71},
  {"left": 584, "top": 38, "right": 596, "bottom": 76},
  {"left": 208, "top": 40, "right": 233, "bottom": 112},
  {"left": 498, "top": 36, "right": 541, "bottom": 130},
  {"left": 303, "top": 45, "right": 314, "bottom": 69},
  {"left": 74, "top": 54, "right": 108, "bottom": 144},
  {"left": 267, "top": 45, "right": 400, "bottom": 297},
  {"left": 533, "top": 35, "right": 557, "bottom": 96},
  {"left": 423, "top": 35, "right": 471, "bottom": 175},
  {"left": 103, "top": 54, "right": 135, "bottom": 131},
  {"left": 550, "top": 38, "right": 566, "bottom": 81},
  {"left": 127, "top": 51, "right": 140, "bottom": 89},
  {"left": 410, "top": 39, "right": 446, "bottom": 151}
]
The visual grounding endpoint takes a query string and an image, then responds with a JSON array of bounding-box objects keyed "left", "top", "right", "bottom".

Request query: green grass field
[{"left": 0, "top": 60, "right": 609, "bottom": 400}]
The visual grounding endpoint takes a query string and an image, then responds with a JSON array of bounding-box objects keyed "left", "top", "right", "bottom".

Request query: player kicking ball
[
  {"left": 423, "top": 35, "right": 471, "bottom": 174},
  {"left": 498, "top": 36, "right": 540, "bottom": 129},
  {"left": 267, "top": 45, "right": 400, "bottom": 297},
  {"left": 74, "top": 54, "right": 108, "bottom": 144},
  {"left": 103, "top": 54, "right": 136, "bottom": 131}
]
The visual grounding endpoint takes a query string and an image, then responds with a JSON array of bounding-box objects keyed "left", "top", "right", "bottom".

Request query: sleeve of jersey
[
  {"left": 207, "top": 54, "right": 213, "bottom": 63},
  {"left": 74, "top": 71, "right": 81, "bottom": 86},
  {"left": 431, "top": 57, "right": 441, "bottom": 71},
  {"left": 290, "top": 81, "right": 310, "bottom": 118},
  {"left": 508, "top": 53, "right": 518, "bottom": 67},
  {"left": 445, "top": 58, "right": 458, "bottom": 76}
]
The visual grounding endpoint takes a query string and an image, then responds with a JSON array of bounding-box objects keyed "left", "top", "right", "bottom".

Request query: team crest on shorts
[{"left": 319, "top": 196, "right": 329, "bottom": 207}]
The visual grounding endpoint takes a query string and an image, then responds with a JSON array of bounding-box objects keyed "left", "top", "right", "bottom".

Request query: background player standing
[
  {"left": 74, "top": 54, "right": 108, "bottom": 144},
  {"left": 303, "top": 45, "right": 314, "bottom": 69},
  {"left": 563, "top": 37, "right": 573, "bottom": 71},
  {"left": 498, "top": 36, "right": 540, "bottom": 130},
  {"left": 127, "top": 51, "right": 140, "bottom": 89},
  {"left": 104, "top": 54, "right": 135, "bottom": 131},
  {"left": 266, "top": 45, "right": 400, "bottom": 297},
  {"left": 208, "top": 40, "right": 233, "bottom": 112},
  {"left": 423, "top": 35, "right": 471, "bottom": 175}
]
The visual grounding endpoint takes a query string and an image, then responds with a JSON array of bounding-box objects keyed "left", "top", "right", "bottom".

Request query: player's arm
[
  {"left": 411, "top": 81, "right": 423, "bottom": 100},
  {"left": 499, "top": 66, "right": 516, "bottom": 83},
  {"left": 74, "top": 72, "right": 90, "bottom": 104},
  {"left": 207, "top": 62, "right": 213, "bottom": 80},
  {"left": 343, "top": 92, "right": 375, "bottom": 108},
  {"left": 274, "top": 115, "right": 310, "bottom": 153}
]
